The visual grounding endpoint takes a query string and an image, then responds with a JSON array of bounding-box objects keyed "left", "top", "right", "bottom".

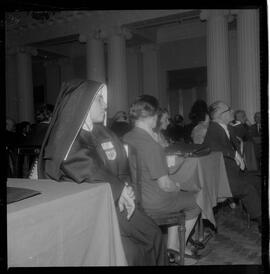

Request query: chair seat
[{"left": 148, "top": 212, "right": 185, "bottom": 226}]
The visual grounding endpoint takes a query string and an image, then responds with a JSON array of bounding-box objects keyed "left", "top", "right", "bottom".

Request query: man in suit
[
  {"left": 203, "top": 101, "right": 261, "bottom": 232},
  {"left": 249, "top": 112, "right": 261, "bottom": 169}
]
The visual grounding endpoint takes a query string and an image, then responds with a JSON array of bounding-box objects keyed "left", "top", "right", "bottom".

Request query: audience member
[
  {"left": 6, "top": 117, "right": 18, "bottom": 146},
  {"left": 249, "top": 112, "right": 261, "bottom": 169},
  {"left": 38, "top": 79, "right": 166, "bottom": 266},
  {"left": 154, "top": 108, "right": 171, "bottom": 147},
  {"left": 124, "top": 95, "right": 201, "bottom": 265},
  {"left": 230, "top": 110, "right": 258, "bottom": 171},
  {"left": 15, "top": 121, "right": 31, "bottom": 144},
  {"left": 230, "top": 110, "right": 251, "bottom": 142},
  {"left": 191, "top": 113, "right": 210, "bottom": 144},
  {"left": 168, "top": 114, "right": 185, "bottom": 143},
  {"left": 184, "top": 100, "right": 208, "bottom": 144},
  {"left": 110, "top": 111, "right": 131, "bottom": 139},
  {"left": 6, "top": 117, "right": 18, "bottom": 177},
  {"left": 203, "top": 101, "right": 261, "bottom": 232},
  {"left": 23, "top": 104, "right": 54, "bottom": 147}
]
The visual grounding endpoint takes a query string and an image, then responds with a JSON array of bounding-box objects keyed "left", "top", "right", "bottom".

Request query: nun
[{"left": 38, "top": 79, "right": 166, "bottom": 266}]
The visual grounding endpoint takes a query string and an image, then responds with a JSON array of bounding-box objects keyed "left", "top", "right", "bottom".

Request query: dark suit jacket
[
  {"left": 249, "top": 123, "right": 261, "bottom": 138},
  {"left": 22, "top": 122, "right": 49, "bottom": 147},
  {"left": 203, "top": 121, "right": 244, "bottom": 193},
  {"left": 230, "top": 123, "right": 250, "bottom": 141}
]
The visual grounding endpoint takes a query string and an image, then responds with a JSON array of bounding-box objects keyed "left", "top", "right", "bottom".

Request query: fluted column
[
  {"left": 16, "top": 47, "right": 37, "bottom": 123},
  {"left": 200, "top": 10, "right": 231, "bottom": 105},
  {"left": 6, "top": 49, "right": 19, "bottom": 121},
  {"left": 126, "top": 46, "right": 143, "bottom": 106},
  {"left": 79, "top": 30, "right": 106, "bottom": 83},
  {"left": 236, "top": 9, "right": 260, "bottom": 122},
  {"left": 141, "top": 44, "right": 160, "bottom": 101},
  {"left": 58, "top": 58, "right": 74, "bottom": 83},
  {"left": 107, "top": 27, "right": 132, "bottom": 117}
]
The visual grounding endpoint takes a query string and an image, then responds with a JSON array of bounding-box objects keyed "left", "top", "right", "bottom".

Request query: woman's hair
[
  {"left": 188, "top": 99, "right": 209, "bottom": 124},
  {"left": 129, "top": 94, "right": 159, "bottom": 121},
  {"left": 155, "top": 108, "right": 168, "bottom": 131}
]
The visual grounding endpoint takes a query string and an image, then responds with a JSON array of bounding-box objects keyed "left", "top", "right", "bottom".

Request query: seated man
[
  {"left": 249, "top": 112, "right": 261, "bottom": 169},
  {"left": 38, "top": 79, "right": 166, "bottom": 266},
  {"left": 109, "top": 111, "right": 131, "bottom": 139},
  {"left": 230, "top": 110, "right": 251, "bottom": 142},
  {"left": 230, "top": 110, "right": 258, "bottom": 171},
  {"left": 203, "top": 101, "right": 261, "bottom": 232}
]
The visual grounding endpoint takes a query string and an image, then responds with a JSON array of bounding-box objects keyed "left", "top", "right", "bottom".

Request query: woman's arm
[{"left": 157, "top": 175, "right": 180, "bottom": 192}]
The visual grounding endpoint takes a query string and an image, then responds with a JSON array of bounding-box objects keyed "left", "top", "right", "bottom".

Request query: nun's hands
[{"left": 118, "top": 184, "right": 135, "bottom": 220}]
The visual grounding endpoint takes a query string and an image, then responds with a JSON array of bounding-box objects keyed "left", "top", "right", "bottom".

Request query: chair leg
[
  {"left": 239, "top": 199, "right": 250, "bottom": 229},
  {"left": 199, "top": 216, "right": 204, "bottom": 242},
  {"left": 247, "top": 213, "right": 251, "bottom": 229},
  {"left": 194, "top": 218, "right": 199, "bottom": 242},
  {"left": 178, "top": 224, "right": 186, "bottom": 265}
]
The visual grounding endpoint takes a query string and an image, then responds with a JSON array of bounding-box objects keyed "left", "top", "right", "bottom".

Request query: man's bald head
[{"left": 208, "top": 101, "right": 234, "bottom": 125}]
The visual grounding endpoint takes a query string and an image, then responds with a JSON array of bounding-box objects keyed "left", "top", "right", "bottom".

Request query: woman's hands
[{"left": 118, "top": 183, "right": 136, "bottom": 220}]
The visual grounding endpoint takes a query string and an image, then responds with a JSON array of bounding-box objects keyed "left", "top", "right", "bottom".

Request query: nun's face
[{"left": 90, "top": 94, "right": 107, "bottom": 123}]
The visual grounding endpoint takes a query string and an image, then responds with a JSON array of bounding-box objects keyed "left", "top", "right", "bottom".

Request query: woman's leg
[{"left": 167, "top": 216, "right": 198, "bottom": 252}]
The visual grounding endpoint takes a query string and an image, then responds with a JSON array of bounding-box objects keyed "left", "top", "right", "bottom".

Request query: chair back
[{"left": 124, "top": 143, "right": 143, "bottom": 210}]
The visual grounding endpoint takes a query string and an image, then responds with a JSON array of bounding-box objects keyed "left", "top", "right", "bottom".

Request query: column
[
  {"left": 44, "top": 59, "right": 61, "bottom": 105},
  {"left": 58, "top": 58, "right": 74, "bottom": 83},
  {"left": 79, "top": 30, "right": 106, "bottom": 83},
  {"left": 236, "top": 9, "right": 260, "bottom": 122},
  {"left": 126, "top": 46, "right": 142, "bottom": 107},
  {"left": 16, "top": 47, "right": 37, "bottom": 123},
  {"left": 141, "top": 44, "right": 160, "bottom": 101},
  {"left": 107, "top": 27, "right": 132, "bottom": 118},
  {"left": 6, "top": 49, "right": 18, "bottom": 121},
  {"left": 200, "top": 10, "right": 231, "bottom": 105}
]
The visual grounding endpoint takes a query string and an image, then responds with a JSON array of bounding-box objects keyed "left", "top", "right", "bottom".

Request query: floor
[
  {"left": 194, "top": 203, "right": 262, "bottom": 265},
  {"left": 164, "top": 202, "right": 263, "bottom": 267}
]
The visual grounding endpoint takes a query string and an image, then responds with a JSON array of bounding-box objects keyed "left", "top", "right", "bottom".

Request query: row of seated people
[
  {"left": 109, "top": 102, "right": 261, "bottom": 173},
  {"left": 25, "top": 79, "right": 261, "bottom": 266}
]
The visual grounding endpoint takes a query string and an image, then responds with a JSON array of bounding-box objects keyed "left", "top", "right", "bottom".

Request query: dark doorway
[{"left": 167, "top": 67, "right": 207, "bottom": 123}]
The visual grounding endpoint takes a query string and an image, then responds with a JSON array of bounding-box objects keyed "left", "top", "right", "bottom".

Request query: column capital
[
  {"left": 200, "top": 9, "right": 232, "bottom": 21},
  {"left": 17, "top": 46, "right": 38, "bottom": 56},
  {"left": 79, "top": 28, "right": 108, "bottom": 43},
  {"left": 108, "top": 26, "right": 133, "bottom": 40}
]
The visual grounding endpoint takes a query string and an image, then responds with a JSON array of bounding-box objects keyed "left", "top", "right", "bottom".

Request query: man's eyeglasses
[{"left": 221, "top": 107, "right": 231, "bottom": 114}]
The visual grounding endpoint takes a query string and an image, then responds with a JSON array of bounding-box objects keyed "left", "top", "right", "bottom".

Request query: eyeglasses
[{"left": 220, "top": 107, "right": 231, "bottom": 114}]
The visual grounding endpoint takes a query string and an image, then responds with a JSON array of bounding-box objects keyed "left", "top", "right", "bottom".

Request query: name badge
[{"left": 101, "top": 141, "right": 114, "bottom": 150}]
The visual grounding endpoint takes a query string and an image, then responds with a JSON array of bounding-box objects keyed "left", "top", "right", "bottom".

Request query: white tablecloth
[
  {"left": 7, "top": 178, "right": 127, "bottom": 267},
  {"left": 169, "top": 152, "right": 233, "bottom": 226}
]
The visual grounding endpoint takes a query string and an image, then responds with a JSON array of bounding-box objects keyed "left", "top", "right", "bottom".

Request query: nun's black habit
[{"left": 38, "top": 79, "right": 166, "bottom": 266}]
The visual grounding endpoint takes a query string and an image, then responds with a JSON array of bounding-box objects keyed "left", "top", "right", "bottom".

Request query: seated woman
[
  {"left": 38, "top": 79, "right": 166, "bottom": 266},
  {"left": 153, "top": 108, "right": 171, "bottom": 148},
  {"left": 123, "top": 95, "right": 201, "bottom": 264},
  {"left": 191, "top": 113, "right": 210, "bottom": 144}
]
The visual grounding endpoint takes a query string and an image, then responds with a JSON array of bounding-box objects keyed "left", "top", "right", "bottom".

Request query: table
[
  {"left": 243, "top": 141, "right": 258, "bottom": 171},
  {"left": 7, "top": 178, "right": 127, "bottom": 267},
  {"left": 167, "top": 151, "right": 232, "bottom": 227}
]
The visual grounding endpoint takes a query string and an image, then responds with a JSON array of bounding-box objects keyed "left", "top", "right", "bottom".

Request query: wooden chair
[{"left": 125, "top": 144, "right": 186, "bottom": 265}]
